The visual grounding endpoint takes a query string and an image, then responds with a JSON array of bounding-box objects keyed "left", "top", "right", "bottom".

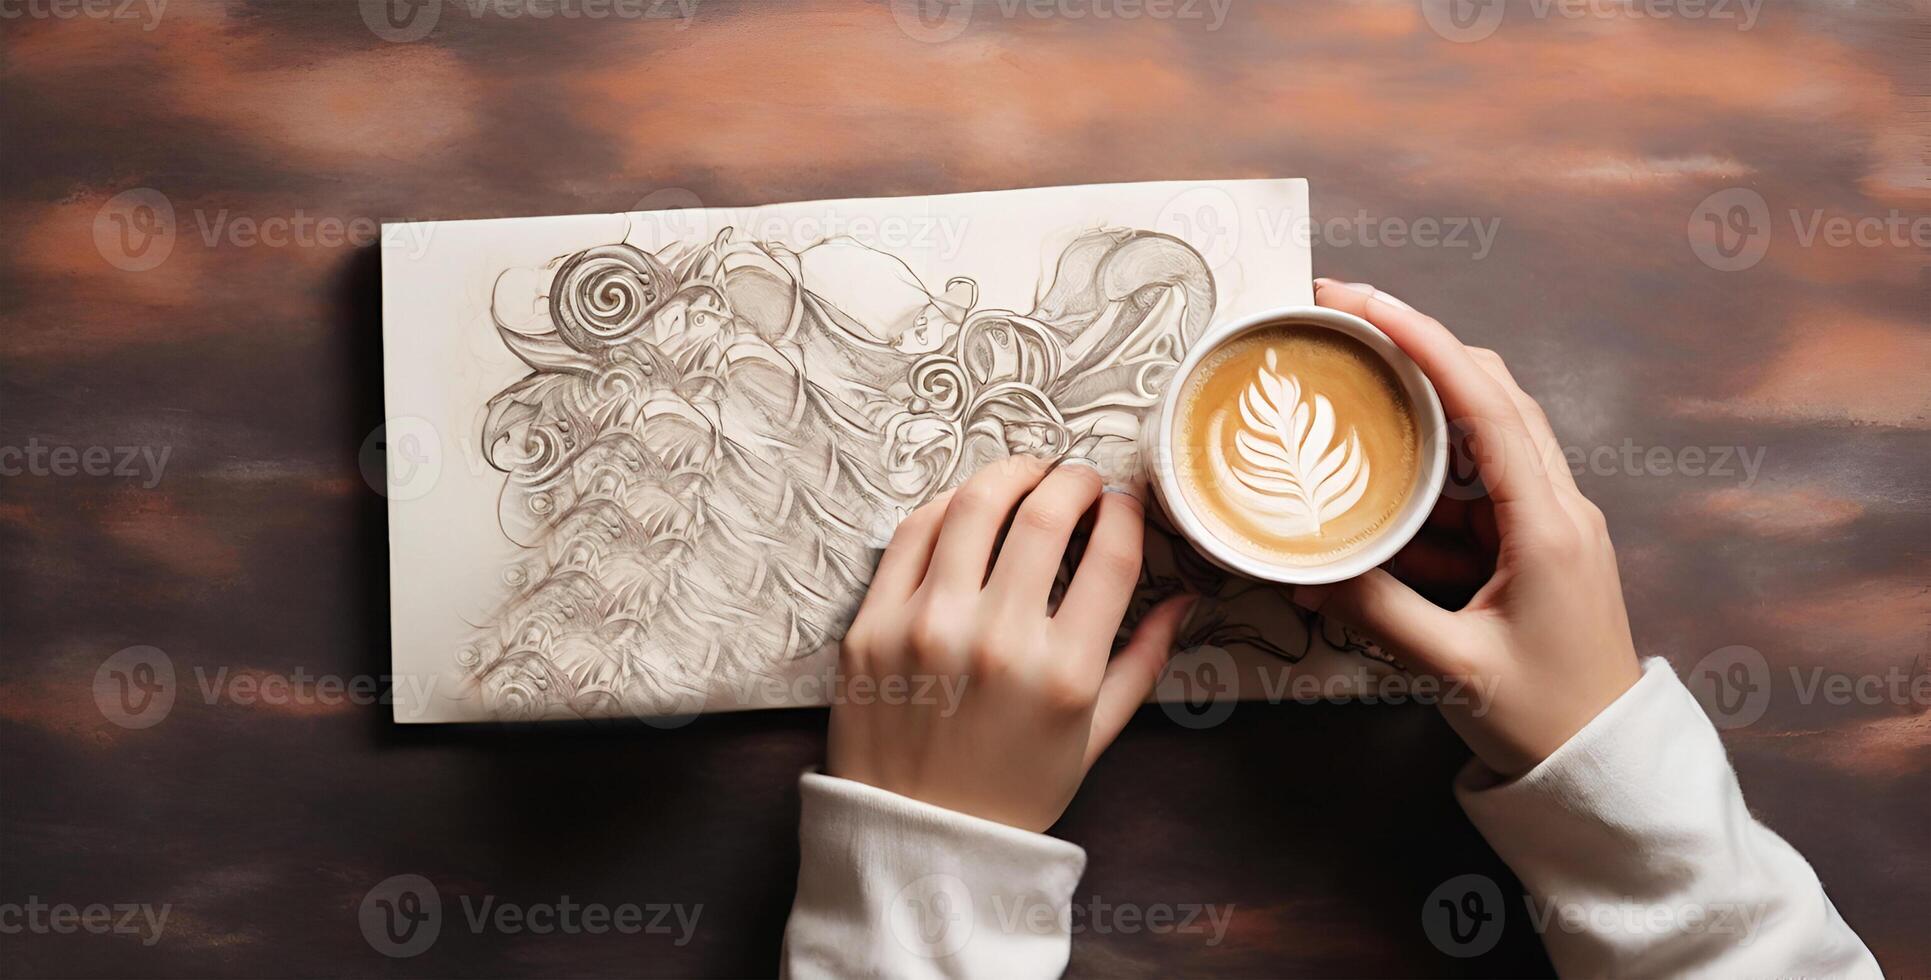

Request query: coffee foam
[{"left": 1173, "top": 324, "right": 1419, "bottom": 567}]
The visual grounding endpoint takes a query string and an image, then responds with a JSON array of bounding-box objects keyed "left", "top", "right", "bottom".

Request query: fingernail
[
  {"left": 1315, "top": 278, "right": 1373, "bottom": 298},
  {"left": 1370, "top": 289, "right": 1416, "bottom": 312},
  {"left": 1290, "top": 584, "right": 1330, "bottom": 611},
  {"left": 1057, "top": 455, "right": 1103, "bottom": 473},
  {"left": 1103, "top": 473, "right": 1148, "bottom": 505}
]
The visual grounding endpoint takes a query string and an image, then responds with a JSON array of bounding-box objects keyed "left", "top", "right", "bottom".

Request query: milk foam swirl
[{"left": 1206, "top": 348, "right": 1370, "bottom": 537}]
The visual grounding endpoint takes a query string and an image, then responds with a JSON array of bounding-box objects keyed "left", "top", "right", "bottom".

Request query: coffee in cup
[{"left": 1147, "top": 306, "right": 1447, "bottom": 585}]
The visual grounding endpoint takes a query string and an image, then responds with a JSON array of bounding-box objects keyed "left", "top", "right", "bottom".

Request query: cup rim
[{"left": 1149, "top": 304, "right": 1450, "bottom": 586}]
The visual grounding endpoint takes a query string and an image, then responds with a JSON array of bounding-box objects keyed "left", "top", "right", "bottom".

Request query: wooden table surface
[{"left": 3, "top": 1, "right": 1925, "bottom": 976}]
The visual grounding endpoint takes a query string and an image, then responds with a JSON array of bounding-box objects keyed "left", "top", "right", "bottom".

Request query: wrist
[{"left": 1459, "top": 651, "right": 1646, "bottom": 780}]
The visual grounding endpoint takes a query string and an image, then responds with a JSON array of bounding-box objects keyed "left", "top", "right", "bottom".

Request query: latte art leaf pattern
[{"left": 1208, "top": 348, "right": 1371, "bottom": 537}]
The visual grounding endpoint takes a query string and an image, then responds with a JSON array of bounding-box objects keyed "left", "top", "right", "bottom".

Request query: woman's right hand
[{"left": 1298, "top": 279, "right": 1644, "bottom": 778}]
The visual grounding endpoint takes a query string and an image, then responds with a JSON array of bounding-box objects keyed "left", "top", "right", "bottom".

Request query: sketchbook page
[{"left": 381, "top": 179, "right": 1395, "bottom": 724}]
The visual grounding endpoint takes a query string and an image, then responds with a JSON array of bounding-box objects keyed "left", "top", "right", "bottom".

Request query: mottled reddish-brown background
[{"left": 2, "top": 0, "right": 1925, "bottom": 976}]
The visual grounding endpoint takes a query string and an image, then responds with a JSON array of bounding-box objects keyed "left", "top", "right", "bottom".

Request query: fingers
[
  {"left": 923, "top": 455, "right": 1052, "bottom": 595},
  {"left": 857, "top": 490, "right": 955, "bottom": 614},
  {"left": 1465, "top": 347, "right": 1579, "bottom": 497},
  {"left": 1053, "top": 489, "right": 1147, "bottom": 653},
  {"left": 1293, "top": 569, "right": 1472, "bottom": 676},
  {"left": 1312, "top": 280, "right": 1561, "bottom": 518},
  {"left": 1084, "top": 594, "right": 1194, "bottom": 772},
  {"left": 1464, "top": 347, "right": 1620, "bottom": 544},
  {"left": 986, "top": 462, "right": 1107, "bottom": 605}
]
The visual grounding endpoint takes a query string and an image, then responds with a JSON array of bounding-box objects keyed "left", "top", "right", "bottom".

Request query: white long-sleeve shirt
[{"left": 781, "top": 659, "right": 1882, "bottom": 978}]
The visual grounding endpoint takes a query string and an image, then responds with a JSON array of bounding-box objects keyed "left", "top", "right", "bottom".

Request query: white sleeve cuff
[
  {"left": 782, "top": 772, "right": 1087, "bottom": 980},
  {"left": 1455, "top": 658, "right": 1880, "bottom": 978}
]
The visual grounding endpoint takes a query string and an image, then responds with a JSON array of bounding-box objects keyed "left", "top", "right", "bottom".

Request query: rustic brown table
[{"left": 4, "top": 1, "right": 1925, "bottom": 976}]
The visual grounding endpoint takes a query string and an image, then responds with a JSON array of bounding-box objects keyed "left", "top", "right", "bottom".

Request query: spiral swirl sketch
[{"left": 460, "top": 226, "right": 1379, "bottom": 720}]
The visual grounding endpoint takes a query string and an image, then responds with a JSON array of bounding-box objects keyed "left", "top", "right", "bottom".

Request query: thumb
[
  {"left": 1293, "top": 570, "right": 1468, "bottom": 675},
  {"left": 1084, "top": 594, "right": 1196, "bottom": 771}
]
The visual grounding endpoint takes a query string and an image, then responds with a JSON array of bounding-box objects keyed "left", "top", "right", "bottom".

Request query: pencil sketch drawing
[{"left": 458, "top": 226, "right": 1381, "bottom": 720}]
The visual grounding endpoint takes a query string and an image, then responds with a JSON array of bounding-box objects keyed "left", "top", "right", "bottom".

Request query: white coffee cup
[{"left": 1144, "top": 305, "right": 1449, "bottom": 586}]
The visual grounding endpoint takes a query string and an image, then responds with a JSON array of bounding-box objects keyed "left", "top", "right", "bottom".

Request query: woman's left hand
[{"left": 828, "top": 455, "right": 1196, "bottom": 833}]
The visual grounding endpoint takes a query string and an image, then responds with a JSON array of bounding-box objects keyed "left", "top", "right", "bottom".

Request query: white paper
[{"left": 380, "top": 178, "right": 1399, "bottom": 723}]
